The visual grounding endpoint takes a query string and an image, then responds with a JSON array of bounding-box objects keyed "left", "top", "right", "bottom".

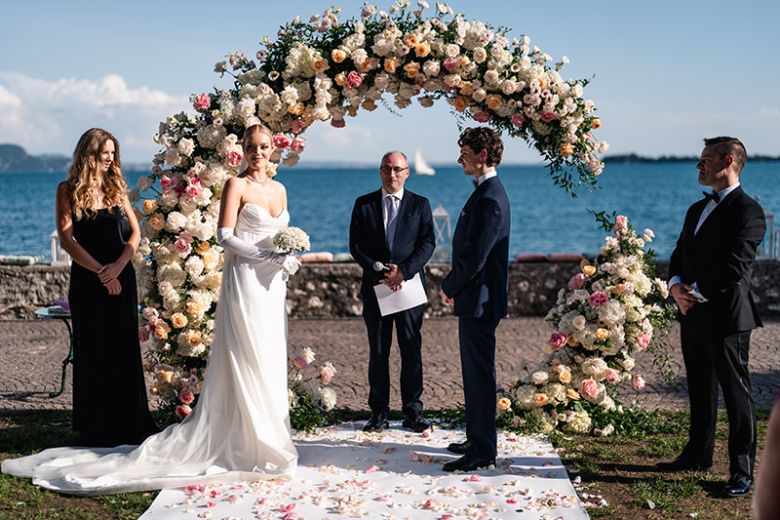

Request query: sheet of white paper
[{"left": 373, "top": 272, "right": 428, "bottom": 316}]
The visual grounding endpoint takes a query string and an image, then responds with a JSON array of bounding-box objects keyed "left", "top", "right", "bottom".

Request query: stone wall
[{"left": 2, "top": 261, "right": 779, "bottom": 319}]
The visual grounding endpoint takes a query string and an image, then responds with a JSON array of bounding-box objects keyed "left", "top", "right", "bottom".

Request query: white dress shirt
[{"left": 474, "top": 169, "right": 497, "bottom": 187}]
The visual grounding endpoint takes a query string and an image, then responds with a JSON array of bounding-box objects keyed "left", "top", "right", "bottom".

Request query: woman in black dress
[{"left": 55, "top": 128, "right": 158, "bottom": 446}]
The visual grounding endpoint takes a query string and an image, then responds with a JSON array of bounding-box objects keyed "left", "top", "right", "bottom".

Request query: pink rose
[
  {"left": 293, "top": 356, "right": 308, "bottom": 370},
  {"left": 290, "top": 137, "right": 306, "bottom": 153},
  {"left": 637, "top": 333, "right": 651, "bottom": 350},
  {"left": 160, "top": 175, "right": 176, "bottom": 193},
  {"left": 473, "top": 112, "right": 490, "bottom": 123},
  {"left": 331, "top": 118, "right": 346, "bottom": 128},
  {"left": 193, "top": 93, "right": 211, "bottom": 112},
  {"left": 291, "top": 120, "right": 306, "bottom": 134},
  {"left": 540, "top": 111, "right": 558, "bottom": 123},
  {"left": 604, "top": 368, "right": 620, "bottom": 384},
  {"left": 568, "top": 273, "right": 586, "bottom": 289},
  {"left": 511, "top": 114, "right": 525, "bottom": 128},
  {"left": 175, "top": 404, "right": 192, "bottom": 420},
  {"left": 580, "top": 378, "right": 599, "bottom": 399},
  {"left": 548, "top": 332, "right": 567, "bottom": 351},
  {"left": 227, "top": 150, "right": 243, "bottom": 167},
  {"left": 179, "top": 390, "right": 195, "bottom": 405},
  {"left": 346, "top": 71, "right": 364, "bottom": 88},
  {"left": 443, "top": 57, "right": 460, "bottom": 72},
  {"left": 138, "top": 328, "right": 149, "bottom": 342},
  {"left": 632, "top": 374, "right": 645, "bottom": 391},
  {"left": 588, "top": 291, "right": 609, "bottom": 307},
  {"left": 280, "top": 504, "right": 296, "bottom": 513},
  {"left": 273, "top": 133, "right": 291, "bottom": 149},
  {"left": 185, "top": 178, "right": 203, "bottom": 199},
  {"left": 614, "top": 215, "right": 628, "bottom": 231},
  {"left": 175, "top": 231, "right": 194, "bottom": 253}
]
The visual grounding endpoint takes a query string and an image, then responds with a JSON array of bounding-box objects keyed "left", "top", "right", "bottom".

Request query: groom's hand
[
  {"left": 671, "top": 283, "right": 697, "bottom": 315},
  {"left": 381, "top": 264, "right": 404, "bottom": 291},
  {"left": 440, "top": 289, "right": 453, "bottom": 306}
]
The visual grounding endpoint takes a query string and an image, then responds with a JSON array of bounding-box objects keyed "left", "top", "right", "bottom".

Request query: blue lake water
[{"left": 1, "top": 162, "right": 777, "bottom": 261}]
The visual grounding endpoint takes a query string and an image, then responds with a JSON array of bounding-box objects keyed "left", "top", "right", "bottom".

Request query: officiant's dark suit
[
  {"left": 441, "top": 127, "right": 510, "bottom": 471},
  {"left": 660, "top": 136, "right": 765, "bottom": 497},
  {"left": 349, "top": 151, "right": 435, "bottom": 433}
]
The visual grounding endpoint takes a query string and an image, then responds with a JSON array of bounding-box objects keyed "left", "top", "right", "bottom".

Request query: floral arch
[{"left": 133, "top": 2, "right": 608, "bottom": 427}]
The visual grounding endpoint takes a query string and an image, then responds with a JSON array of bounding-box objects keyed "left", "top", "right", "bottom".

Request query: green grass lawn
[{"left": 0, "top": 408, "right": 768, "bottom": 519}]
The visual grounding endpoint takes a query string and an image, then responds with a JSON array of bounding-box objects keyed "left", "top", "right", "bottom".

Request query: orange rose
[
  {"left": 403, "top": 62, "right": 420, "bottom": 78},
  {"left": 496, "top": 397, "right": 512, "bottom": 411},
  {"left": 187, "top": 330, "right": 202, "bottom": 347},
  {"left": 459, "top": 82, "right": 474, "bottom": 96},
  {"left": 537, "top": 77, "right": 546, "bottom": 89},
  {"left": 595, "top": 328, "right": 610, "bottom": 341},
  {"left": 186, "top": 301, "right": 204, "bottom": 318},
  {"left": 142, "top": 199, "right": 157, "bottom": 215},
  {"left": 404, "top": 34, "right": 419, "bottom": 47},
  {"left": 558, "top": 368, "right": 572, "bottom": 384},
  {"left": 566, "top": 388, "right": 581, "bottom": 400},
  {"left": 611, "top": 283, "right": 626, "bottom": 295},
  {"left": 334, "top": 72, "right": 347, "bottom": 87},
  {"left": 196, "top": 242, "right": 211, "bottom": 254},
  {"left": 288, "top": 102, "right": 305, "bottom": 116},
  {"left": 532, "top": 393, "right": 550, "bottom": 407},
  {"left": 485, "top": 95, "right": 502, "bottom": 111},
  {"left": 149, "top": 213, "right": 165, "bottom": 231},
  {"left": 591, "top": 117, "right": 602, "bottom": 129},
  {"left": 313, "top": 58, "right": 329, "bottom": 74},
  {"left": 559, "top": 143, "right": 574, "bottom": 157},
  {"left": 362, "top": 99, "right": 377, "bottom": 111},
  {"left": 453, "top": 96, "right": 469, "bottom": 112},
  {"left": 154, "top": 322, "right": 171, "bottom": 340},
  {"left": 414, "top": 42, "right": 431, "bottom": 58},
  {"left": 331, "top": 49, "right": 347, "bottom": 63},
  {"left": 383, "top": 58, "right": 398, "bottom": 74},
  {"left": 566, "top": 336, "right": 579, "bottom": 347},
  {"left": 582, "top": 265, "right": 597, "bottom": 277},
  {"left": 159, "top": 370, "right": 173, "bottom": 384}
]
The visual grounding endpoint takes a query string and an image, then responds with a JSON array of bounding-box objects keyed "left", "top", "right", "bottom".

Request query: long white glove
[{"left": 216, "top": 227, "right": 300, "bottom": 275}]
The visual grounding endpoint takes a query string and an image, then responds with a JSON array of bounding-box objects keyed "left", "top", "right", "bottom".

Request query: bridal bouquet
[
  {"left": 273, "top": 226, "right": 311, "bottom": 254},
  {"left": 500, "top": 215, "right": 675, "bottom": 434}
]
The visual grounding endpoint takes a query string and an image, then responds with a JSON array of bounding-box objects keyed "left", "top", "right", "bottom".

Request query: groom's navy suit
[
  {"left": 442, "top": 175, "right": 510, "bottom": 460},
  {"left": 669, "top": 185, "right": 765, "bottom": 479},
  {"left": 349, "top": 189, "right": 435, "bottom": 417}
]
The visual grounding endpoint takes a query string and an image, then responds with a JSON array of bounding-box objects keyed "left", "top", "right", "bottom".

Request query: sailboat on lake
[{"left": 414, "top": 148, "right": 436, "bottom": 176}]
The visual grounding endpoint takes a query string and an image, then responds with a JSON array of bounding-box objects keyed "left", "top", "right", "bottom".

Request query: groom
[
  {"left": 657, "top": 136, "right": 765, "bottom": 497},
  {"left": 349, "top": 151, "right": 436, "bottom": 433},
  {"left": 440, "top": 127, "right": 510, "bottom": 472}
]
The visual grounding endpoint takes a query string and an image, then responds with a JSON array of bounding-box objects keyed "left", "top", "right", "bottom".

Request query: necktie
[
  {"left": 702, "top": 191, "right": 720, "bottom": 204},
  {"left": 385, "top": 195, "right": 398, "bottom": 250},
  {"left": 472, "top": 178, "right": 478, "bottom": 189}
]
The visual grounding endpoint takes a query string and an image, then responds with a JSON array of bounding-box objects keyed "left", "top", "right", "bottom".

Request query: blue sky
[{"left": 1, "top": 0, "right": 778, "bottom": 164}]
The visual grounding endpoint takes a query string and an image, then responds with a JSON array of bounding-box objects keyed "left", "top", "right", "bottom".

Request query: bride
[{"left": 2, "top": 124, "right": 303, "bottom": 494}]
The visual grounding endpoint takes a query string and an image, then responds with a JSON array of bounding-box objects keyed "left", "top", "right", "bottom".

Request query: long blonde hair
[{"left": 67, "top": 128, "right": 127, "bottom": 220}]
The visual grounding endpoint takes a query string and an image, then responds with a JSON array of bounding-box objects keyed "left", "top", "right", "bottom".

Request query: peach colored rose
[
  {"left": 532, "top": 393, "right": 549, "bottom": 407},
  {"left": 142, "top": 199, "right": 157, "bottom": 215},
  {"left": 403, "top": 62, "right": 420, "bottom": 78},
  {"left": 566, "top": 388, "right": 581, "bottom": 400},
  {"left": 362, "top": 99, "right": 377, "bottom": 111},
  {"left": 171, "top": 313, "right": 188, "bottom": 329},
  {"left": 580, "top": 378, "right": 599, "bottom": 399},
  {"left": 595, "top": 328, "right": 610, "bottom": 341},
  {"left": 497, "top": 397, "right": 511, "bottom": 411},
  {"left": 159, "top": 370, "right": 173, "bottom": 383},
  {"left": 154, "top": 323, "right": 171, "bottom": 340},
  {"left": 404, "top": 34, "right": 419, "bottom": 47},
  {"left": 485, "top": 95, "right": 502, "bottom": 110},
  {"left": 414, "top": 42, "right": 431, "bottom": 58},
  {"left": 331, "top": 49, "right": 347, "bottom": 63},
  {"left": 149, "top": 213, "right": 165, "bottom": 231},
  {"left": 459, "top": 82, "right": 474, "bottom": 96},
  {"left": 559, "top": 143, "right": 574, "bottom": 157},
  {"left": 453, "top": 96, "right": 468, "bottom": 112},
  {"left": 566, "top": 336, "right": 579, "bottom": 347},
  {"left": 611, "top": 283, "right": 626, "bottom": 295},
  {"left": 559, "top": 368, "right": 572, "bottom": 384},
  {"left": 383, "top": 58, "right": 398, "bottom": 74},
  {"left": 334, "top": 72, "right": 347, "bottom": 86},
  {"left": 591, "top": 117, "right": 602, "bottom": 129},
  {"left": 583, "top": 265, "right": 597, "bottom": 276},
  {"left": 196, "top": 242, "right": 211, "bottom": 254},
  {"left": 287, "top": 102, "right": 305, "bottom": 116},
  {"left": 312, "top": 58, "right": 329, "bottom": 73},
  {"left": 186, "top": 330, "right": 202, "bottom": 347},
  {"left": 186, "top": 301, "right": 204, "bottom": 318}
]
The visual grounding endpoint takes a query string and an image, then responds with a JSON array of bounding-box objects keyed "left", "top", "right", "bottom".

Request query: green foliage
[
  {"left": 588, "top": 209, "right": 617, "bottom": 232},
  {"left": 289, "top": 392, "right": 337, "bottom": 432},
  {"left": 633, "top": 477, "right": 698, "bottom": 512}
]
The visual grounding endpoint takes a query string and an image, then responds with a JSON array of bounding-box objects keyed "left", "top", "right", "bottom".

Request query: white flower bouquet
[
  {"left": 499, "top": 215, "right": 675, "bottom": 434},
  {"left": 273, "top": 226, "right": 311, "bottom": 254}
]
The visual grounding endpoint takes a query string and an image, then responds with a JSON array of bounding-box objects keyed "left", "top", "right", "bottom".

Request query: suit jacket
[
  {"left": 349, "top": 189, "right": 435, "bottom": 299},
  {"left": 669, "top": 185, "right": 765, "bottom": 334},
  {"left": 442, "top": 176, "right": 511, "bottom": 321}
]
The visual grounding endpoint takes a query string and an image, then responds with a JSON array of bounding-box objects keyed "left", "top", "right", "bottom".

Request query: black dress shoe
[
  {"left": 446, "top": 440, "right": 472, "bottom": 454},
  {"left": 402, "top": 415, "right": 433, "bottom": 433},
  {"left": 362, "top": 413, "right": 389, "bottom": 433},
  {"left": 655, "top": 457, "right": 712, "bottom": 472},
  {"left": 725, "top": 474, "right": 753, "bottom": 497},
  {"left": 442, "top": 454, "right": 496, "bottom": 473}
]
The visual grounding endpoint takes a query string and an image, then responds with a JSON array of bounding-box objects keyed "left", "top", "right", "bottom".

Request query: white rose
[
  {"left": 165, "top": 212, "right": 187, "bottom": 232},
  {"left": 484, "top": 69, "right": 499, "bottom": 85},
  {"left": 572, "top": 315, "right": 587, "bottom": 330},
  {"left": 473, "top": 47, "right": 487, "bottom": 63},
  {"left": 531, "top": 371, "right": 549, "bottom": 385}
]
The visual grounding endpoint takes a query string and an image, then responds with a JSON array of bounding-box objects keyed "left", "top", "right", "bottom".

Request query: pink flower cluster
[{"left": 588, "top": 291, "right": 609, "bottom": 307}]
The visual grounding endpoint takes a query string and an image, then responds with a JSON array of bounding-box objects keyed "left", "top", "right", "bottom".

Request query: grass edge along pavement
[{"left": 0, "top": 408, "right": 768, "bottom": 519}]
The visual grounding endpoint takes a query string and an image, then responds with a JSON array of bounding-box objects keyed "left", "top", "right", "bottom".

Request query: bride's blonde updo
[{"left": 67, "top": 128, "right": 127, "bottom": 220}]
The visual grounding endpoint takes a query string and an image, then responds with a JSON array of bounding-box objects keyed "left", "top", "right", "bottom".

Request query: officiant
[{"left": 349, "top": 151, "right": 435, "bottom": 433}]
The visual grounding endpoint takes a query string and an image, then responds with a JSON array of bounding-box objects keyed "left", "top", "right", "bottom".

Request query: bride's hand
[{"left": 280, "top": 255, "right": 301, "bottom": 276}]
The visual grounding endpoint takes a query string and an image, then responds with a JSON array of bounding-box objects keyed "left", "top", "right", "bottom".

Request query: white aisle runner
[{"left": 141, "top": 422, "right": 588, "bottom": 519}]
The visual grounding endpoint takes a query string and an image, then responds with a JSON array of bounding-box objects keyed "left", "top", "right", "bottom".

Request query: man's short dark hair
[
  {"left": 458, "top": 127, "right": 504, "bottom": 167},
  {"left": 704, "top": 136, "right": 747, "bottom": 174}
]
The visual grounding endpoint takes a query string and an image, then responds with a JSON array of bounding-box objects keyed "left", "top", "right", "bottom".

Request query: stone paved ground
[{"left": 1, "top": 317, "right": 779, "bottom": 413}]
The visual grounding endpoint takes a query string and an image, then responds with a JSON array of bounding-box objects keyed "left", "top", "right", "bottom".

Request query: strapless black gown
[{"left": 69, "top": 207, "right": 158, "bottom": 446}]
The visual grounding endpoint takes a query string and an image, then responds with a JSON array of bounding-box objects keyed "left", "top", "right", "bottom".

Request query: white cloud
[{"left": 0, "top": 72, "right": 188, "bottom": 162}]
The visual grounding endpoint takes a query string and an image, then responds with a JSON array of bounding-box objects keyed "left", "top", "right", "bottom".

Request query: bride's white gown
[{"left": 1, "top": 203, "right": 297, "bottom": 495}]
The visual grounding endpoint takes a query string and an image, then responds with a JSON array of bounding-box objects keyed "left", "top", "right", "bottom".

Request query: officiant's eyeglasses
[{"left": 380, "top": 166, "right": 409, "bottom": 174}]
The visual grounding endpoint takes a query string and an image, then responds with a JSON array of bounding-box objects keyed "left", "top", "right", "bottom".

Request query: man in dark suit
[
  {"left": 657, "top": 136, "right": 765, "bottom": 497},
  {"left": 440, "top": 127, "right": 510, "bottom": 472},
  {"left": 349, "top": 151, "right": 435, "bottom": 433}
]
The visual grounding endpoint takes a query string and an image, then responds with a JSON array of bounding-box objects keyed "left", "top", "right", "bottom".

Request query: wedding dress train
[{"left": 2, "top": 203, "right": 297, "bottom": 495}]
